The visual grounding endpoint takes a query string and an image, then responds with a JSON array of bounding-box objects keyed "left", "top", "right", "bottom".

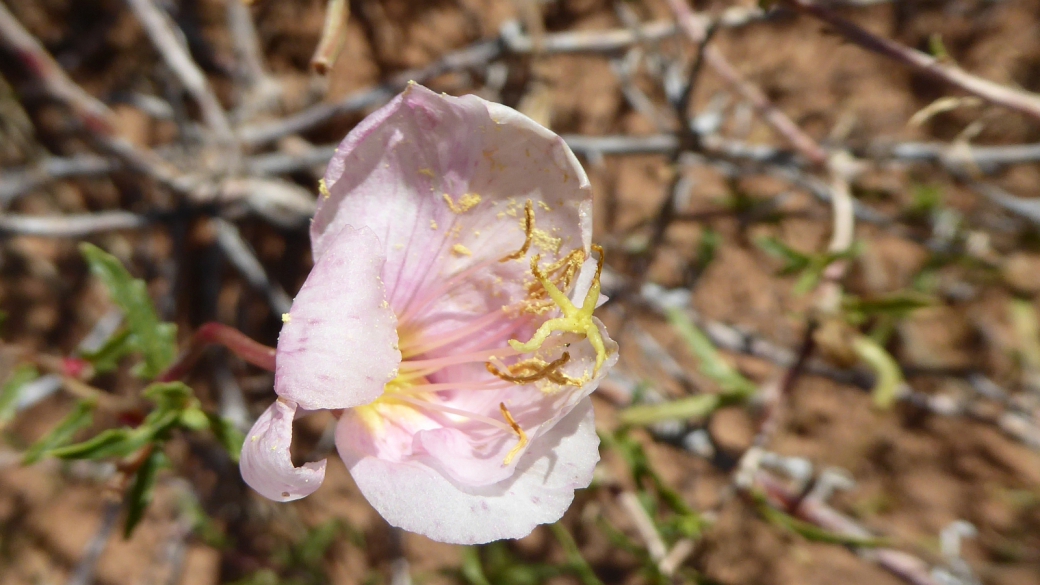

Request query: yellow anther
[
  {"left": 487, "top": 353, "right": 571, "bottom": 384},
  {"left": 508, "top": 245, "right": 608, "bottom": 373},
  {"left": 499, "top": 402, "right": 528, "bottom": 466},
  {"left": 500, "top": 200, "right": 534, "bottom": 262}
]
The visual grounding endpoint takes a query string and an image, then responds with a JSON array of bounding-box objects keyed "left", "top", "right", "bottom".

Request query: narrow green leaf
[
  {"left": 79, "top": 243, "right": 176, "bottom": 379},
  {"left": 459, "top": 547, "right": 492, "bottom": 585},
  {"left": 755, "top": 236, "right": 811, "bottom": 275},
  {"left": 666, "top": 308, "right": 757, "bottom": 396},
  {"left": 928, "top": 33, "right": 949, "bottom": 60},
  {"left": 753, "top": 491, "right": 888, "bottom": 547},
  {"left": 550, "top": 523, "right": 605, "bottom": 585},
  {"left": 80, "top": 328, "right": 133, "bottom": 374},
  {"left": 123, "top": 448, "right": 166, "bottom": 537},
  {"left": 142, "top": 381, "right": 195, "bottom": 409},
  {"left": 207, "top": 413, "right": 244, "bottom": 462},
  {"left": 0, "top": 364, "right": 38, "bottom": 424},
  {"left": 48, "top": 427, "right": 142, "bottom": 460},
  {"left": 23, "top": 400, "right": 96, "bottom": 464},
  {"left": 620, "top": 394, "right": 720, "bottom": 426},
  {"left": 695, "top": 227, "right": 720, "bottom": 270},
  {"left": 1010, "top": 299, "right": 1040, "bottom": 371},
  {"left": 842, "top": 292, "right": 935, "bottom": 320},
  {"left": 179, "top": 407, "right": 210, "bottom": 431},
  {"left": 852, "top": 336, "right": 904, "bottom": 409}
]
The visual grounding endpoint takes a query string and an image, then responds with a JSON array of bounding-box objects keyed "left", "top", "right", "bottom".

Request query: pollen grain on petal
[
  {"left": 451, "top": 244, "right": 473, "bottom": 257},
  {"left": 443, "top": 192, "right": 482, "bottom": 214},
  {"left": 281, "top": 313, "right": 292, "bottom": 323}
]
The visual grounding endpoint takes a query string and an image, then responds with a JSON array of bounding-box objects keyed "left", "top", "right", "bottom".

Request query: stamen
[
  {"left": 508, "top": 245, "right": 609, "bottom": 373},
  {"left": 400, "top": 346, "right": 523, "bottom": 372},
  {"left": 499, "top": 200, "right": 534, "bottom": 262},
  {"left": 396, "top": 255, "right": 502, "bottom": 325},
  {"left": 499, "top": 403, "right": 528, "bottom": 466},
  {"left": 487, "top": 352, "right": 571, "bottom": 384},
  {"left": 384, "top": 395, "right": 513, "bottom": 432},
  {"left": 401, "top": 308, "right": 519, "bottom": 357},
  {"left": 390, "top": 379, "right": 513, "bottom": 395}
]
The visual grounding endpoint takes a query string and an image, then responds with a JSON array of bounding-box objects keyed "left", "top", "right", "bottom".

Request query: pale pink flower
[{"left": 240, "top": 83, "right": 617, "bottom": 544}]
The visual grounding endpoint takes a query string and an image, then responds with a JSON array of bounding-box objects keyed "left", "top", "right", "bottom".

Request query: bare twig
[
  {"left": 665, "top": 0, "right": 829, "bottom": 167},
  {"left": 0, "top": 1, "right": 113, "bottom": 133},
  {"left": 617, "top": 491, "right": 668, "bottom": 562},
  {"left": 0, "top": 6, "right": 202, "bottom": 196},
  {"left": 756, "top": 472, "right": 943, "bottom": 585},
  {"left": 213, "top": 218, "right": 293, "bottom": 315},
  {"left": 311, "top": 0, "right": 350, "bottom": 74},
  {"left": 0, "top": 211, "right": 153, "bottom": 237},
  {"left": 125, "top": 0, "right": 236, "bottom": 143},
  {"left": 239, "top": 40, "right": 501, "bottom": 146},
  {"left": 782, "top": 0, "right": 1040, "bottom": 124},
  {"left": 66, "top": 500, "right": 121, "bottom": 585},
  {"left": 226, "top": 0, "right": 281, "bottom": 119},
  {"left": 0, "top": 155, "right": 116, "bottom": 206}
]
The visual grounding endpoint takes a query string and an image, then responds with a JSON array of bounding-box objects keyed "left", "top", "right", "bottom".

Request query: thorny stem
[{"left": 157, "top": 322, "right": 276, "bottom": 383}]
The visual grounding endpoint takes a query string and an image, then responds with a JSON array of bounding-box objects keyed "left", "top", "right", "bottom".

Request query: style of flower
[{"left": 240, "top": 83, "right": 618, "bottom": 544}]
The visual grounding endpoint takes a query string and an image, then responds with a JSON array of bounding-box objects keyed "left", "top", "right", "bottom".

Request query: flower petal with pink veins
[
  {"left": 314, "top": 84, "right": 592, "bottom": 336},
  {"left": 241, "top": 398, "right": 326, "bottom": 502},
  {"left": 336, "top": 398, "right": 599, "bottom": 544},
  {"left": 275, "top": 225, "right": 401, "bottom": 410}
]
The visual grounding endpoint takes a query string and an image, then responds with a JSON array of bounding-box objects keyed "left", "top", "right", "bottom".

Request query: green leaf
[
  {"left": 550, "top": 523, "right": 605, "bottom": 585},
  {"left": 80, "top": 328, "right": 133, "bottom": 374},
  {"left": 852, "top": 336, "right": 905, "bottom": 409},
  {"left": 0, "top": 364, "right": 38, "bottom": 425},
  {"left": 600, "top": 430, "right": 707, "bottom": 541},
  {"left": 620, "top": 394, "right": 720, "bottom": 426},
  {"left": 928, "top": 33, "right": 949, "bottom": 61},
  {"left": 695, "top": 227, "right": 721, "bottom": 271},
  {"left": 752, "top": 490, "right": 888, "bottom": 547},
  {"left": 23, "top": 400, "right": 96, "bottom": 464},
  {"left": 1010, "top": 299, "right": 1040, "bottom": 371},
  {"left": 842, "top": 292, "right": 936, "bottom": 321},
  {"left": 48, "top": 427, "right": 148, "bottom": 460},
  {"left": 49, "top": 390, "right": 185, "bottom": 460},
  {"left": 207, "top": 413, "right": 244, "bottom": 462},
  {"left": 459, "top": 547, "right": 492, "bottom": 585},
  {"left": 758, "top": 237, "right": 863, "bottom": 295},
  {"left": 755, "top": 236, "right": 811, "bottom": 275},
  {"left": 907, "top": 184, "right": 944, "bottom": 217},
  {"left": 666, "top": 308, "right": 757, "bottom": 396},
  {"left": 79, "top": 243, "right": 176, "bottom": 379},
  {"left": 179, "top": 407, "right": 209, "bottom": 431},
  {"left": 142, "top": 381, "right": 196, "bottom": 410},
  {"left": 123, "top": 448, "right": 166, "bottom": 537}
]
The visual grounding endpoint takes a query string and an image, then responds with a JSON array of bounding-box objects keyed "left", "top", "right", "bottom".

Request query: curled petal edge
[{"left": 240, "top": 398, "right": 326, "bottom": 502}]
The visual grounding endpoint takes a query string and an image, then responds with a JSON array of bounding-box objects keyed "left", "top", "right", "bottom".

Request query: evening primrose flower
[{"left": 240, "top": 83, "right": 617, "bottom": 544}]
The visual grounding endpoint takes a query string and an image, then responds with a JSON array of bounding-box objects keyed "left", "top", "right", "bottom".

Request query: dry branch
[
  {"left": 665, "top": 0, "right": 829, "bottom": 166},
  {"left": 782, "top": 0, "right": 1040, "bottom": 124},
  {"left": 124, "top": 0, "right": 235, "bottom": 143},
  {"left": 0, "top": 211, "right": 152, "bottom": 237}
]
